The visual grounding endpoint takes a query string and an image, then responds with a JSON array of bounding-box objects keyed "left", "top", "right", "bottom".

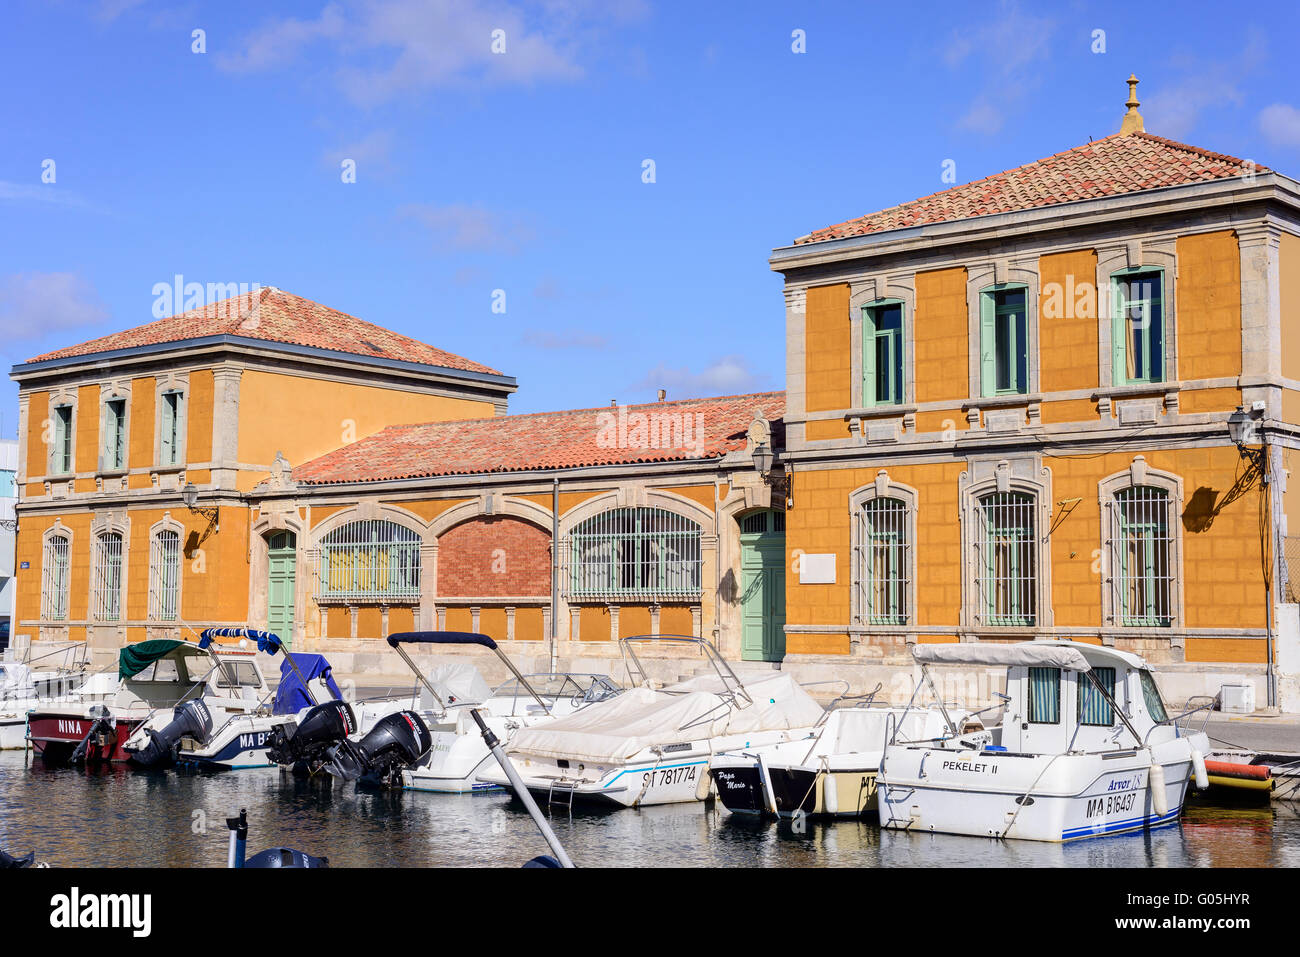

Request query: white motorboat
[
  {"left": 380, "top": 631, "right": 622, "bottom": 794},
  {"left": 709, "top": 689, "right": 975, "bottom": 819},
  {"left": 27, "top": 638, "right": 274, "bottom": 766},
  {"left": 0, "top": 648, "right": 92, "bottom": 749},
  {"left": 476, "top": 635, "right": 825, "bottom": 809},
  {"left": 877, "top": 640, "right": 1212, "bottom": 843}
]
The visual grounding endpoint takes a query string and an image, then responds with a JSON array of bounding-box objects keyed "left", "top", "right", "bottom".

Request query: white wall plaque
[{"left": 798, "top": 553, "right": 837, "bottom": 584}]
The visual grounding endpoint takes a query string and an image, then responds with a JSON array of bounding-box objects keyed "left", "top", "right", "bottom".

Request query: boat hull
[
  {"left": 403, "top": 730, "right": 500, "bottom": 793},
  {"left": 26, "top": 713, "right": 135, "bottom": 763},
  {"left": 710, "top": 760, "right": 879, "bottom": 818},
  {"left": 879, "top": 741, "right": 1203, "bottom": 842},
  {"left": 176, "top": 725, "right": 279, "bottom": 770}
]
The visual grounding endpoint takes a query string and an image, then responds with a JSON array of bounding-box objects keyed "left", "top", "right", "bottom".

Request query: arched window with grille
[
  {"left": 975, "top": 491, "right": 1037, "bottom": 626},
  {"left": 92, "top": 530, "right": 124, "bottom": 622},
  {"left": 564, "top": 507, "right": 702, "bottom": 601},
  {"left": 149, "top": 529, "right": 181, "bottom": 621},
  {"left": 1109, "top": 486, "right": 1174, "bottom": 627},
  {"left": 41, "top": 532, "right": 71, "bottom": 621},
  {"left": 855, "top": 498, "right": 910, "bottom": 625},
  {"left": 317, "top": 520, "right": 421, "bottom": 602}
]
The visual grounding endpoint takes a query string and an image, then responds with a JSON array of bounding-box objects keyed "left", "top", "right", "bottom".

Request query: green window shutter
[
  {"left": 1111, "top": 278, "right": 1128, "bottom": 386},
  {"left": 979, "top": 292, "right": 996, "bottom": 397},
  {"left": 160, "top": 393, "right": 175, "bottom": 465},
  {"left": 862, "top": 306, "right": 877, "bottom": 406}
]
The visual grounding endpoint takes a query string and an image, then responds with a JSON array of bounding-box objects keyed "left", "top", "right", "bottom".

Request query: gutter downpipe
[
  {"left": 551, "top": 475, "right": 560, "bottom": 674},
  {"left": 1264, "top": 434, "right": 1277, "bottom": 710}
]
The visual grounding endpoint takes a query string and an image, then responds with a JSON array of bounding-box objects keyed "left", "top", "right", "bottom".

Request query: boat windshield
[
  {"left": 494, "top": 674, "right": 620, "bottom": 703},
  {"left": 1139, "top": 669, "right": 1169, "bottom": 723}
]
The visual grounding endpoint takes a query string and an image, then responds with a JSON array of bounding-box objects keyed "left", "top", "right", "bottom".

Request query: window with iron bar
[
  {"left": 855, "top": 497, "right": 909, "bottom": 625},
  {"left": 41, "top": 534, "right": 70, "bottom": 620},
  {"left": 1110, "top": 486, "right": 1173, "bottom": 627},
  {"left": 975, "top": 491, "right": 1037, "bottom": 626},
  {"left": 92, "top": 531, "right": 124, "bottom": 622},
  {"left": 317, "top": 520, "right": 420, "bottom": 602},
  {"left": 149, "top": 529, "right": 181, "bottom": 621},
  {"left": 564, "top": 507, "right": 702, "bottom": 601}
]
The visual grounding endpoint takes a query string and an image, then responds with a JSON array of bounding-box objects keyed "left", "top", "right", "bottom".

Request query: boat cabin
[
  {"left": 914, "top": 640, "right": 1172, "bottom": 755},
  {"left": 111, "top": 640, "right": 269, "bottom": 712}
]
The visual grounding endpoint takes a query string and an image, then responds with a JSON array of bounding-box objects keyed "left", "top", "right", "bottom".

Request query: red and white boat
[{"left": 26, "top": 638, "right": 270, "bottom": 765}]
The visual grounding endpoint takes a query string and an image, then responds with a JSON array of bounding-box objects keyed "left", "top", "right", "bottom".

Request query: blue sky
[{"left": 3, "top": 0, "right": 1299, "bottom": 436}]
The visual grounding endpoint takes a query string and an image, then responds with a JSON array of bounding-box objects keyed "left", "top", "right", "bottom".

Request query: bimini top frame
[
  {"left": 385, "top": 631, "right": 550, "bottom": 714},
  {"left": 199, "top": 626, "right": 314, "bottom": 705},
  {"left": 617, "top": 635, "right": 753, "bottom": 710}
]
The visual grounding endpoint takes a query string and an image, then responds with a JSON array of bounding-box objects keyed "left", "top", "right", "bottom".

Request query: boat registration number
[
  {"left": 643, "top": 766, "right": 697, "bottom": 788},
  {"left": 1086, "top": 791, "right": 1138, "bottom": 818}
]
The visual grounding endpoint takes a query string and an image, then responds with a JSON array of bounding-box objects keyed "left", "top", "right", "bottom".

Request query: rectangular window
[
  {"left": 857, "top": 498, "right": 909, "bottom": 625},
  {"left": 1078, "top": 666, "right": 1116, "bottom": 726},
  {"left": 566, "top": 507, "right": 703, "bottom": 601},
  {"left": 976, "top": 492, "right": 1037, "bottom": 626},
  {"left": 1112, "top": 487, "right": 1173, "bottom": 627},
  {"left": 863, "top": 302, "right": 904, "bottom": 406},
  {"left": 318, "top": 521, "right": 421, "bottom": 602},
  {"left": 52, "top": 405, "right": 73, "bottom": 474},
  {"left": 103, "top": 398, "right": 127, "bottom": 471},
  {"left": 41, "top": 535, "right": 71, "bottom": 620},
  {"left": 148, "top": 530, "right": 181, "bottom": 621},
  {"left": 1027, "top": 667, "right": 1060, "bottom": 723},
  {"left": 1113, "top": 271, "right": 1164, "bottom": 384},
  {"left": 0, "top": 470, "right": 13, "bottom": 497},
  {"left": 980, "top": 287, "right": 1028, "bottom": 397},
  {"left": 159, "top": 391, "right": 183, "bottom": 466},
  {"left": 93, "top": 532, "right": 124, "bottom": 622}
]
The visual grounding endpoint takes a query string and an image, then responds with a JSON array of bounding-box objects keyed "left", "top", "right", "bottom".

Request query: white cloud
[
  {"left": 322, "top": 129, "right": 395, "bottom": 176},
  {"left": 1143, "top": 29, "right": 1267, "bottom": 140},
  {"left": 1260, "top": 103, "right": 1300, "bottom": 147},
  {"left": 214, "top": 0, "right": 644, "bottom": 104},
  {"left": 631, "top": 354, "right": 772, "bottom": 399},
  {"left": 0, "top": 273, "right": 108, "bottom": 342},
  {"left": 399, "top": 202, "right": 535, "bottom": 252},
  {"left": 0, "top": 181, "right": 89, "bottom": 208}
]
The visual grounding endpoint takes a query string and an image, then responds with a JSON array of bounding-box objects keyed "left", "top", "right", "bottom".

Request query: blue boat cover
[
  {"left": 274, "top": 654, "right": 342, "bottom": 715},
  {"left": 200, "top": 627, "right": 283, "bottom": 655},
  {"left": 386, "top": 631, "right": 498, "bottom": 650}
]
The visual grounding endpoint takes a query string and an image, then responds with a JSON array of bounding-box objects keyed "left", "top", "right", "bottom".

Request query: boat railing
[
  {"left": 812, "top": 682, "right": 884, "bottom": 728},
  {"left": 618, "top": 635, "right": 753, "bottom": 710},
  {"left": 18, "top": 641, "right": 92, "bottom": 675},
  {"left": 1154, "top": 695, "right": 1217, "bottom": 744}
]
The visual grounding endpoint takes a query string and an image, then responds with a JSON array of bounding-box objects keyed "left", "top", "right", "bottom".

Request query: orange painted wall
[
  {"left": 1176, "top": 231, "right": 1241, "bottom": 381},
  {"left": 129, "top": 377, "right": 156, "bottom": 470},
  {"left": 913, "top": 267, "right": 968, "bottom": 403},
  {"left": 186, "top": 370, "right": 215, "bottom": 463},
  {"left": 804, "top": 283, "right": 851, "bottom": 413},
  {"left": 1038, "top": 249, "right": 1099, "bottom": 393}
]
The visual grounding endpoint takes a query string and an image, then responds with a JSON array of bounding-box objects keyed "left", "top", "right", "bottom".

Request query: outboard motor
[
  {"left": 326, "top": 710, "right": 432, "bottom": 787},
  {"left": 126, "top": 699, "right": 214, "bottom": 768},
  {"left": 226, "top": 809, "right": 327, "bottom": 869},
  {"left": 265, "top": 700, "right": 356, "bottom": 771}
]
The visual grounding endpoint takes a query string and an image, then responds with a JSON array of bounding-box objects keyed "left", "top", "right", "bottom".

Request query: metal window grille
[
  {"left": 1110, "top": 486, "right": 1173, "bottom": 627},
  {"left": 92, "top": 531, "right": 123, "bottom": 622},
  {"left": 563, "top": 507, "right": 702, "bottom": 601},
  {"left": 41, "top": 535, "right": 70, "bottom": 620},
  {"left": 975, "top": 491, "right": 1037, "bottom": 626},
  {"left": 855, "top": 498, "right": 909, "bottom": 625},
  {"left": 149, "top": 529, "right": 181, "bottom": 621},
  {"left": 317, "top": 520, "right": 420, "bottom": 602}
]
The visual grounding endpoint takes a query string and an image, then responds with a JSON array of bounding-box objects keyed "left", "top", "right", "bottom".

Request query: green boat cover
[{"left": 119, "top": 639, "right": 186, "bottom": 680}]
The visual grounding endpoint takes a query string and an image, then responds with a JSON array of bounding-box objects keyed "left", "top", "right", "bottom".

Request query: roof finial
[{"left": 1120, "top": 73, "right": 1144, "bottom": 134}]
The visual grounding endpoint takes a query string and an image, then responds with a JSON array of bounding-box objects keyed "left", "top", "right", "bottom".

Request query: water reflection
[{"left": 1, "top": 753, "right": 1295, "bottom": 868}]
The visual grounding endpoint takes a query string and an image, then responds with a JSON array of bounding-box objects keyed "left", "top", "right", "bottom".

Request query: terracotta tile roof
[
  {"left": 796, "top": 132, "right": 1268, "bottom": 245},
  {"left": 285, "top": 391, "right": 786, "bottom": 486},
  {"left": 24, "top": 286, "right": 502, "bottom": 376}
]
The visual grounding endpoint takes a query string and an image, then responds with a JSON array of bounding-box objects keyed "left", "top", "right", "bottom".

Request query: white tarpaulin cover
[
  {"left": 0, "top": 664, "right": 33, "bottom": 695},
  {"left": 912, "top": 643, "right": 1093, "bottom": 672},
  {"left": 508, "top": 672, "right": 824, "bottom": 764},
  {"left": 419, "top": 661, "right": 493, "bottom": 709}
]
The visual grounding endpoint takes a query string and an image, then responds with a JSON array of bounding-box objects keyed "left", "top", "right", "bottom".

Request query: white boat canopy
[{"left": 911, "top": 643, "right": 1093, "bottom": 672}]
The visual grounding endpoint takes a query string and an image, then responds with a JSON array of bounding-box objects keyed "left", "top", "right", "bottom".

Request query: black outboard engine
[
  {"left": 326, "top": 710, "right": 432, "bottom": 787},
  {"left": 125, "top": 699, "right": 214, "bottom": 768},
  {"left": 265, "top": 700, "right": 356, "bottom": 772}
]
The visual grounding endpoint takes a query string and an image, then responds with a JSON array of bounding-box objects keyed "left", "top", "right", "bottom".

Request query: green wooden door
[
  {"left": 267, "top": 531, "right": 296, "bottom": 646},
  {"left": 740, "top": 510, "right": 786, "bottom": 662}
]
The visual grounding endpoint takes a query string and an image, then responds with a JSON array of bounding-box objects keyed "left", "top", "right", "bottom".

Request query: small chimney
[
  {"left": 1119, "top": 74, "right": 1144, "bottom": 135},
  {"left": 610, "top": 399, "right": 617, "bottom": 407},
  {"left": 657, "top": 389, "right": 666, "bottom": 402}
]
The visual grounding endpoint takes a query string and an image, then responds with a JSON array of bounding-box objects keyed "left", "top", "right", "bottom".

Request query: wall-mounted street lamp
[
  {"left": 180, "top": 481, "right": 220, "bottom": 556},
  {"left": 1227, "top": 404, "right": 1276, "bottom": 710},
  {"left": 751, "top": 442, "right": 791, "bottom": 509}
]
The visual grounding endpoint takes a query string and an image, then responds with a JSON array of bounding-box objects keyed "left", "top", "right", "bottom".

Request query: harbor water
[{"left": 1, "top": 752, "right": 1297, "bottom": 867}]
